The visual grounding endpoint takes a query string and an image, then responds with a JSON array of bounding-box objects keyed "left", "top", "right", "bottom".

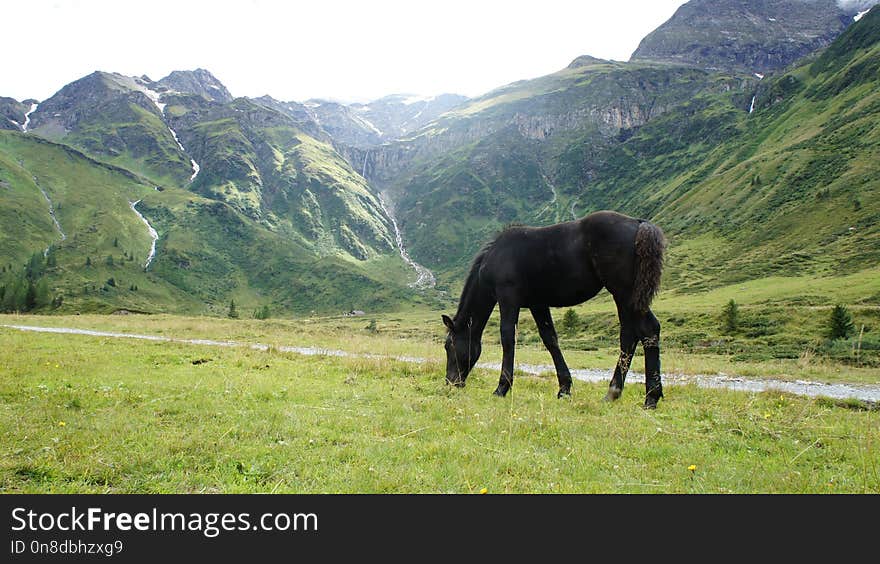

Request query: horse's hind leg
[
  {"left": 639, "top": 309, "right": 663, "bottom": 409},
  {"left": 529, "top": 306, "right": 572, "bottom": 398},
  {"left": 604, "top": 323, "right": 637, "bottom": 402},
  {"left": 605, "top": 295, "right": 638, "bottom": 401}
]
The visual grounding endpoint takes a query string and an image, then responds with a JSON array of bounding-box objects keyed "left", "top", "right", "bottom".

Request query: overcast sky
[{"left": 5, "top": 0, "right": 690, "bottom": 103}]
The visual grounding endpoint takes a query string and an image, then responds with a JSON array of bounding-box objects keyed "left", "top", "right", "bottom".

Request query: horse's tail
[{"left": 632, "top": 220, "right": 667, "bottom": 313}]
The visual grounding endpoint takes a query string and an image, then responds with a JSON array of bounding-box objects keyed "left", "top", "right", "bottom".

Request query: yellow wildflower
[
  {"left": 687, "top": 464, "right": 696, "bottom": 472},
  {"left": 479, "top": 487, "right": 488, "bottom": 494},
  {"left": 58, "top": 421, "right": 66, "bottom": 427}
]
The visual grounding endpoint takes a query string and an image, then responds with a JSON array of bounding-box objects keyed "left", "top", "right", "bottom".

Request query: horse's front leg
[
  {"left": 529, "top": 306, "right": 572, "bottom": 398},
  {"left": 493, "top": 305, "right": 520, "bottom": 397}
]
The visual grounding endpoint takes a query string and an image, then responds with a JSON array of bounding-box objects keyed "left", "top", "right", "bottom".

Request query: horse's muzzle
[{"left": 446, "top": 375, "right": 466, "bottom": 388}]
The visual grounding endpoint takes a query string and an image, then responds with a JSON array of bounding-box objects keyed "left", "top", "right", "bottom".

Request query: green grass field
[{"left": 1, "top": 313, "right": 878, "bottom": 493}]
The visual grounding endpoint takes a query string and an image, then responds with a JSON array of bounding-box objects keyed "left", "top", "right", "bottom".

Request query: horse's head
[{"left": 442, "top": 314, "right": 481, "bottom": 386}]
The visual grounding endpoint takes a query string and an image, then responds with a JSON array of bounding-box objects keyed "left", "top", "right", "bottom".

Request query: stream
[
  {"left": 3, "top": 324, "right": 878, "bottom": 403},
  {"left": 129, "top": 200, "right": 159, "bottom": 269},
  {"left": 32, "top": 175, "right": 66, "bottom": 255}
]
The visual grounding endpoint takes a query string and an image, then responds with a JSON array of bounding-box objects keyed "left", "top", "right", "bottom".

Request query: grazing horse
[{"left": 442, "top": 210, "right": 667, "bottom": 408}]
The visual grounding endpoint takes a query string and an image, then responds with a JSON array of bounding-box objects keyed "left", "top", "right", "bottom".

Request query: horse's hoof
[
  {"left": 604, "top": 387, "right": 622, "bottom": 402},
  {"left": 644, "top": 396, "right": 661, "bottom": 410},
  {"left": 557, "top": 388, "right": 571, "bottom": 399},
  {"left": 493, "top": 386, "right": 509, "bottom": 397}
]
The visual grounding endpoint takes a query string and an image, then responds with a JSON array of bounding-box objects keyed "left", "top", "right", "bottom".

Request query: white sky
[{"left": 1, "top": 0, "right": 689, "bottom": 103}]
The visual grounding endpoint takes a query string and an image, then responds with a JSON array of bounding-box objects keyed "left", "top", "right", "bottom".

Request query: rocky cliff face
[
  {"left": 631, "top": 0, "right": 857, "bottom": 73},
  {"left": 351, "top": 60, "right": 741, "bottom": 187}
]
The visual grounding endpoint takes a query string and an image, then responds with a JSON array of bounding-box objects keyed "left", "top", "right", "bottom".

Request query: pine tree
[
  {"left": 24, "top": 281, "right": 37, "bottom": 311},
  {"left": 722, "top": 299, "right": 739, "bottom": 334},
  {"left": 25, "top": 252, "right": 43, "bottom": 280},
  {"left": 828, "top": 305, "right": 854, "bottom": 340},
  {"left": 105, "top": 255, "right": 114, "bottom": 267},
  {"left": 85, "top": 256, "right": 92, "bottom": 267},
  {"left": 561, "top": 309, "right": 580, "bottom": 335},
  {"left": 35, "top": 278, "right": 50, "bottom": 308},
  {"left": 2, "top": 276, "right": 27, "bottom": 312},
  {"left": 227, "top": 299, "right": 239, "bottom": 319}
]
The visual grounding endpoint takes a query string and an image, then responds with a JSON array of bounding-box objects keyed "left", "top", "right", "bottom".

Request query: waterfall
[
  {"left": 33, "top": 176, "right": 66, "bottom": 256},
  {"left": 21, "top": 103, "right": 38, "bottom": 132},
  {"left": 377, "top": 193, "right": 436, "bottom": 290},
  {"left": 130, "top": 200, "right": 159, "bottom": 269},
  {"left": 167, "top": 126, "right": 200, "bottom": 182}
]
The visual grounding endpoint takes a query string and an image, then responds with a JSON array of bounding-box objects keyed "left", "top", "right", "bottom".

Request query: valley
[{"left": 1, "top": 0, "right": 877, "bottom": 372}]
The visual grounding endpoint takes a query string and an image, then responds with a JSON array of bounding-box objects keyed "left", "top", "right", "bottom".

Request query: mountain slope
[
  {"left": 0, "top": 130, "right": 418, "bottom": 314},
  {"left": 164, "top": 95, "right": 397, "bottom": 260},
  {"left": 630, "top": 0, "right": 858, "bottom": 73}
]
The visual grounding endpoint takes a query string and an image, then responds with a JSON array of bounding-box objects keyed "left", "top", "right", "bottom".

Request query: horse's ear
[{"left": 442, "top": 314, "right": 455, "bottom": 331}]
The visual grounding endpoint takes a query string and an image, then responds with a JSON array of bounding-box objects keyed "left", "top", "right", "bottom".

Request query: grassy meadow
[{"left": 1, "top": 303, "right": 878, "bottom": 493}]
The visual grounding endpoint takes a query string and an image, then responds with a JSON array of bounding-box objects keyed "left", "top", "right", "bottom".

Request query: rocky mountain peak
[
  {"left": 156, "top": 69, "right": 233, "bottom": 103},
  {"left": 630, "top": 0, "right": 856, "bottom": 74},
  {"left": 567, "top": 55, "right": 609, "bottom": 69}
]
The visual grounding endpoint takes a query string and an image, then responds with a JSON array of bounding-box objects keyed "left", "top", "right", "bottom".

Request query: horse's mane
[
  {"left": 452, "top": 225, "right": 529, "bottom": 323},
  {"left": 453, "top": 240, "right": 495, "bottom": 322}
]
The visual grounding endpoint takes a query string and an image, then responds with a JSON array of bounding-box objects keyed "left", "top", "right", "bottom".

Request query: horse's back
[{"left": 480, "top": 219, "right": 600, "bottom": 306}]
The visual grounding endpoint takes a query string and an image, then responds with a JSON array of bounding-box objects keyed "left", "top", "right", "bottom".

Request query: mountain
[
  {"left": 2, "top": 0, "right": 877, "bottom": 316},
  {"left": 375, "top": 4, "right": 880, "bottom": 294},
  {"left": 631, "top": 0, "right": 861, "bottom": 74},
  {"left": 350, "top": 93, "right": 470, "bottom": 142},
  {"left": 304, "top": 93, "right": 469, "bottom": 148},
  {"left": 0, "top": 69, "right": 427, "bottom": 314},
  {"left": 362, "top": 57, "right": 745, "bottom": 277},
  {"left": 24, "top": 71, "right": 194, "bottom": 186}
]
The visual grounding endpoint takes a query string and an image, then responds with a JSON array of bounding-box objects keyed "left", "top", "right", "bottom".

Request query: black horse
[{"left": 442, "top": 210, "right": 667, "bottom": 408}]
